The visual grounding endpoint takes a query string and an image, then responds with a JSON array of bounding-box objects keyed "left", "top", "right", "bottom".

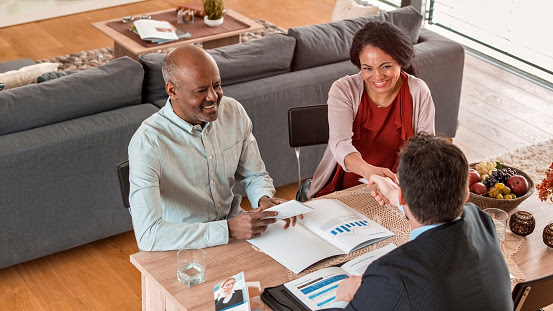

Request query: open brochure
[
  {"left": 284, "top": 243, "right": 397, "bottom": 310},
  {"left": 133, "top": 19, "right": 180, "bottom": 43},
  {"left": 248, "top": 199, "right": 395, "bottom": 274},
  {"left": 261, "top": 244, "right": 397, "bottom": 310}
]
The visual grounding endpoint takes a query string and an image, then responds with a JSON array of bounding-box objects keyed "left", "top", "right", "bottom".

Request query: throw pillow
[
  {"left": 288, "top": 6, "right": 423, "bottom": 71},
  {"left": 0, "top": 63, "right": 59, "bottom": 90},
  {"left": 331, "top": 0, "right": 380, "bottom": 22}
]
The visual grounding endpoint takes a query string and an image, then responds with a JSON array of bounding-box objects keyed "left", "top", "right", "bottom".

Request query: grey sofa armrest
[{"left": 415, "top": 28, "right": 465, "bottom": 137}]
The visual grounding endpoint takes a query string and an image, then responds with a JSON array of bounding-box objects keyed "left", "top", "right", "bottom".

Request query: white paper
[
  {"left": 283, "top": 243, "right": 397, "bottom": 310},
  {"left": 262, "top": 200, "right": 314, "bottom": 219},
  {"left": 247, "top": 199, "right": 394, "bottom": 274},
  {"left": 248, "top": 222, "right": 343, "bottom": 274},
  {"left": 340, "top": 243, "right": 397, "bottom": 275}
]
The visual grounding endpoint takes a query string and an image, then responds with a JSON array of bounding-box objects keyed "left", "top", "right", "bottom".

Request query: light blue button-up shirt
[{"left": 128, "top": 97, "right": 275, "bottom": 251}]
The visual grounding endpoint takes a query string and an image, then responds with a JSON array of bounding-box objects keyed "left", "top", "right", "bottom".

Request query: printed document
[
  {"left": 284, "top": 243, "right": 397, "bottom": 310},
  {"left": 247, "top": 199, "right": 394, "bottom": 274}
]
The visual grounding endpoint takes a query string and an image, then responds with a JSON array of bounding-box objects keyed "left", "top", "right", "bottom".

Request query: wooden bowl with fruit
[{"left": 468, "top": 161, "right": 534, "bottom": 213}]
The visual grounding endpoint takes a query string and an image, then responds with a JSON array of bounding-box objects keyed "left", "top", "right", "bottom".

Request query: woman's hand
[{"left": 344, "top": 153, "right": 398, "bottom": 184}]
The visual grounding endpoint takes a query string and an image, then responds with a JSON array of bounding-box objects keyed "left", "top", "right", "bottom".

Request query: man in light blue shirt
[{"left": 128, "top": 45, "right": 292, "bottom": 251}]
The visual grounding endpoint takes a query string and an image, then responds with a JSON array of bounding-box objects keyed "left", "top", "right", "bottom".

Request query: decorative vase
[
  {"left": 509, "top": 210, "right": 535, "bottom": 236},
  {"left": 544, "top": 222, "right": 553, "bottom": 248},
  {"left": 204, "top": 16, "right": 224, "bottom": 27}
]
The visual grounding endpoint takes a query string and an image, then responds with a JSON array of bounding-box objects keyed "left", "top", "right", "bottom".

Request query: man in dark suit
[{"left": 325, "top": 134, "right": 513, "bottom": 310}]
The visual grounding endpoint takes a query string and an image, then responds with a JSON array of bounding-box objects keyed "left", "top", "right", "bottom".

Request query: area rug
[
  {"left": 0, "top": 0, "right": 147, "bottom": 28},
  {"left": 36, "top": 19, "right": 287, "bottom": 71}
]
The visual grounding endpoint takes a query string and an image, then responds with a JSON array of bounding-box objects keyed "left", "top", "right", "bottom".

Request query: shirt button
[
  {"left": 210, "top": 179, "right": 214, "bottom": 184},
  {"left": 217, "top": 204, "right": 221, "bottom": 208},
  {"left": 209, "top": 155, "right": 213, "bottom": 160}
]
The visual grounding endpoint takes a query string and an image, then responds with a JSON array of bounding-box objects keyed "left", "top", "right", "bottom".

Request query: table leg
[
  {"left": 142, "top": 273, "right": 166, "bottom": 311},
  {"left": 202, "top": 35, "right": 241, "bottom": 49},
  {"left": 114, "top": 42, "right": 139, "bottom": 60}
]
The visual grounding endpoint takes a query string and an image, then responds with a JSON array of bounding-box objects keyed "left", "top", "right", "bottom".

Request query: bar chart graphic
[{"left": 330, "top": 220, "right": 369, "bottom": 235}]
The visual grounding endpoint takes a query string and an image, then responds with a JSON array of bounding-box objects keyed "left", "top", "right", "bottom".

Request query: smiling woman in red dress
[{"left": 308, "top": 21, "right": 435, "bottom": 199}]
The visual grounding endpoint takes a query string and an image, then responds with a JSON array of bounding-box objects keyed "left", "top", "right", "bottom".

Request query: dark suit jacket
[
  {"left": 215, "top": 289, "right": 244, "bottom": 311},
  {"left": 324, "top": 203, "right": 513, "bottom": 311}
]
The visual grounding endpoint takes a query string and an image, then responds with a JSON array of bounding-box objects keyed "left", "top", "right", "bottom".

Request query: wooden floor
[{"left": 1, "top": 0, "right": 552, "bottom": 310}]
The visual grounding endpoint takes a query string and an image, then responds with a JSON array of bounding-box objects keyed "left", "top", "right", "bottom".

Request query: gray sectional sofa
[{"left": 0, "top": 6, "right": 464, "bottom": 268}]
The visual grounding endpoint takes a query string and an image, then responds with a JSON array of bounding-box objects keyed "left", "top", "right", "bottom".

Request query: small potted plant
[{"left": 202, "top": 0, "right": 224, "bottom": 27}]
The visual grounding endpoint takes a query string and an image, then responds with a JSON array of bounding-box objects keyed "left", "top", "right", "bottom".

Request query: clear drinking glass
[
  {"left": 177, "top": 248, "right": 206, "bottom": 286},
  {"left": 484, "top": 208, "right": 508, "bottom": 242}
]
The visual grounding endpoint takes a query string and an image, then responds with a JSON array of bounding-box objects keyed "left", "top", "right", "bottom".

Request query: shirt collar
[{"left": 410, "top": 216, "right": 462, "bottom": 240}]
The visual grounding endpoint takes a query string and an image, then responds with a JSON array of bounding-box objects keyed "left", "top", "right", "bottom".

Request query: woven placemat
[
  {"left": 501, "top": 232, "right": 526, "bottom": 284},
  {"left": 287, "top": 185, "right": 410, "bottom": 280}
]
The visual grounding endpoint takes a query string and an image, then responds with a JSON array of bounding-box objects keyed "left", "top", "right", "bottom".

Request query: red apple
[
  {"left": 506, "top": 175, "right": 528, "bottom": 196},
  {"left": 469, "top": 182, "right": 488, "bottom": 195},
  {"left": 468, "top": 169, "right": 481, "bottom": 186}
]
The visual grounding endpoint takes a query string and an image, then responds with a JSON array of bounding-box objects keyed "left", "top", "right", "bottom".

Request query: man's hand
[
  {"left": 258, "top": 196, "right": 287, "bottom": 210},
  {"left": 368, "top": 175, "right": 399, "bottom": 207},
  {"left": 335, "top": 275, "right": 362, "bottom": 303},
  {"left": 227, "top": 210, "right": 278, "bottom": 239},
  {"left": 258, "top": 196, "right": 303, "bottom": 230}
]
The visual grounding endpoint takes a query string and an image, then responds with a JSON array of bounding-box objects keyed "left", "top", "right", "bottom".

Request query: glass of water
[
  {"left": 177, "top": 248, "right": 206, "bottom": 286},
  {"left": 484, "top": 208, "right": 508, "bottom": 242}
]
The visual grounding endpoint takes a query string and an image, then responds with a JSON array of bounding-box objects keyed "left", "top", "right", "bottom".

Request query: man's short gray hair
[{"left": 161, "top": 53, "right": 178, "bottom": 85}]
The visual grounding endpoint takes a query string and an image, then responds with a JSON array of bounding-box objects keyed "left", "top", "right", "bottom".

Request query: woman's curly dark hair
[{"left": 350, "top": 21, "right": 418, "bottom": 76}]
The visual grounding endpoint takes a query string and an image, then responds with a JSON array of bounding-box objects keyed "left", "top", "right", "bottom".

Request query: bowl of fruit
[{"left": 468, "top": 161, "right": 534, "bottom": 212}]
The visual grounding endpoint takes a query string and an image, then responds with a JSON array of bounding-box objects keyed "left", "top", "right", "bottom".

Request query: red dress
[{"left": 316, "top": 72, "right": 414, "bottom": 197}]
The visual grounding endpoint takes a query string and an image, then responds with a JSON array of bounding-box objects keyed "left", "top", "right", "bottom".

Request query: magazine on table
[
  {"left": 132, "top": 19, "right": 190, "bottom": 44},
  {"left": 248, "top": 199, "right": 395, "bottom": 274},
  {"left": 261, "top": 243, "right": 397, "bottom": 310}
]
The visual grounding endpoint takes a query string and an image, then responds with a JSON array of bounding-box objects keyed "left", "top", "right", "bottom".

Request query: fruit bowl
[{"left": 468, "top": 164, "right": 534, "bottom": 213}]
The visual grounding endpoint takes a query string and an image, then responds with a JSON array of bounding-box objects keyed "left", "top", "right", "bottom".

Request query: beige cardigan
[{"left": 307, "top": 72, "right": 435, "bottom": 199}]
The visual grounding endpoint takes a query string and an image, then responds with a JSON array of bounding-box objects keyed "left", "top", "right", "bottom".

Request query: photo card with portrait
[{"left": 214, "top": 271, "right": 250, "bottom": 311}]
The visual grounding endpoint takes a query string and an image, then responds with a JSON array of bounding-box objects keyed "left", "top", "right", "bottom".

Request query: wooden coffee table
[{"left": 92, "top": 9, "right": 263, "bottom": 59}]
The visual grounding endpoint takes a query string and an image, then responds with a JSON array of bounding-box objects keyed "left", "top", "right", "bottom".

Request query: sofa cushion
[
  {"left": 139, "top": 33, "right": 297, "bottom": 104},
  {"left": 0, "top": 57, "right": 143, "bottom": 136},
  {"left": 138, "top": 53, "right": 166, "bottom": 104},
  {"left": 0, "top": 62, "right": 59, "bottom": 90},
  {"left": 209, "top": 33, "right": 296, "bottom": 86},
  {"left": 288, "top": 6, "right": 422, "bottom": 71}
]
